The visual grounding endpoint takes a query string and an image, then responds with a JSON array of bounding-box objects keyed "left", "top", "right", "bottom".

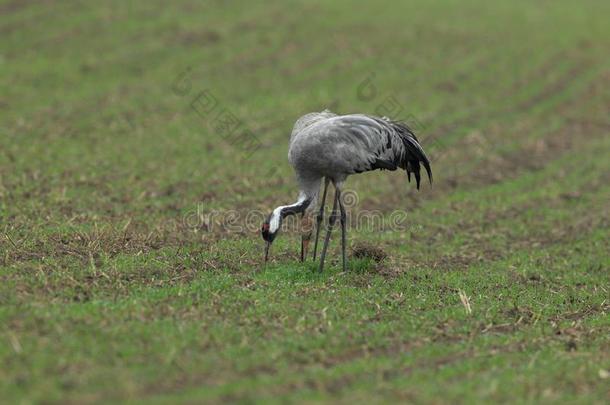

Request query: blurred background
[
  {"left": 1, "top": 1, "right": 609, "bottom": 402},
  {"left": 2, "top": 0, "right": 608, "bottom": 226}
]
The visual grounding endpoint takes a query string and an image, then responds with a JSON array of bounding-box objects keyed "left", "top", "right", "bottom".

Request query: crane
[{"left": 261, "top": 110, "right": 432, "bottom": 272}]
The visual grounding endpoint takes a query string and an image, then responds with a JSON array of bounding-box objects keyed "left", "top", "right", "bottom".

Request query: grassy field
[{"left": 1, "top": 0, "right": 609, "bottom": 403}]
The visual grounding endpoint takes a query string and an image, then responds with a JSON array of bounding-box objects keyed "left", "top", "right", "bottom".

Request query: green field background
[{"left": 1, "top": 1, "right": 609, "bottom": 403}]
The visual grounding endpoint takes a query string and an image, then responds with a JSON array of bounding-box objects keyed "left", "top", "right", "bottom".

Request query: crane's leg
[
  {"left": 318, "top": 186, "right": 339, "bottom": 272},
  {"left": 312, "top": 177, "right": 330, "bottom": 261},
  {"left": 300, "top": 212, "right": 313, "bottom": 262},
  {"left": 336, "top": 187, "right": 347, "bottom": 272}
]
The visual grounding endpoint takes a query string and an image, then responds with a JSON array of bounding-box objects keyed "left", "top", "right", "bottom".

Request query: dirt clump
[{"left": 352, "top": 242, "right": 388, "bottom": 262}]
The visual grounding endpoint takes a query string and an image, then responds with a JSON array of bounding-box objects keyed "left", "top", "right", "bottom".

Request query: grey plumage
[
  {"left": 262, "top": 109, "right": 433, "bottom": 271},
  {"left": 288, "top": 110, "right": 432, "bottom": 197}
]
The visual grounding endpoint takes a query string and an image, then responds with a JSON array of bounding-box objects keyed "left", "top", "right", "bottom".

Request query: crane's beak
[{"left": 264, "top": 241, "right": 271, "bottom": 263}]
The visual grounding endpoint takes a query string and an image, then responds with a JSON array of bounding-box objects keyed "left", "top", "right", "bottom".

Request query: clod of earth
[{"left": 351, "top": 242, "right": 388, "bottom": 262}]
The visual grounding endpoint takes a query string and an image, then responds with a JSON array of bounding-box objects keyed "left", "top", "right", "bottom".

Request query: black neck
[{"left": 280, "top": 197, "right": 311, "bottom": 219}]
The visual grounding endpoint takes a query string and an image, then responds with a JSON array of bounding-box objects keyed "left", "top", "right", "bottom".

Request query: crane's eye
[{"left": 261, "top": 222, "right": 272, "bottom": 241}]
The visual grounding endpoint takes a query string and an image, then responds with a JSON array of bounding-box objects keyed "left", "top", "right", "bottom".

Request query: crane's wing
[
  {"left": 307, "top": 114, "right": 432, "bottom": 189},
  {"left": 290, "top": 110, "right": 338, "bottom": 145}
]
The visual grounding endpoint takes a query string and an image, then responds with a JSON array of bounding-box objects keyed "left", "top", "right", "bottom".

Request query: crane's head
[
  {"left": 261, "top": 196, "right": 311, "bottom": 263},
  {"left": 261, "top": 209, "right": 282, "bottom": 263}
]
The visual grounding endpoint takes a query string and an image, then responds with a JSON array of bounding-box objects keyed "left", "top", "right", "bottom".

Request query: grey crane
[{"left": 261, "top": 110, "right": 432, "bottom": 272}]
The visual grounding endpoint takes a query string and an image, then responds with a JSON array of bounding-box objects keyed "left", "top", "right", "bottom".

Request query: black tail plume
[{"left": 390, "top": 121, "right": 433, "bottom": 189}]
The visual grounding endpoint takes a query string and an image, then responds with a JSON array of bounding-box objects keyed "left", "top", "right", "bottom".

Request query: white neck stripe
[{"left": 269, "top": 194, "right": 308, "bottom": 233}]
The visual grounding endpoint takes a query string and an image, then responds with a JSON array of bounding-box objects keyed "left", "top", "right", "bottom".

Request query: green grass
[{"left": 1, "top": 0, "right": 609, "bottom": 403}]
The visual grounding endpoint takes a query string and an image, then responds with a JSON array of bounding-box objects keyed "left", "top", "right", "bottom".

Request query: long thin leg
[
  {"left": 318, "top": 186, "right": 339, "bottom": 272},
  {"left": 312, "top": 178, "right": 330, "bottom": 260},
  {"left": 300, "top": 212, "right": 313, "bottom": 262},
  {"left": 337, "top": 188, "right": 347, "bottom": 272}
]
